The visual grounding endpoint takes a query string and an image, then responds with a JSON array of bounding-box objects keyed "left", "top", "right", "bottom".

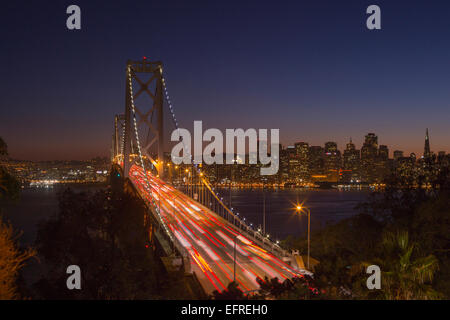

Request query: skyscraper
[
  {"left": 295, "top": 142, "right": 310, "bottom": 182},
  {"left": 279, "top": 144, "right": 289, "bottom": 182},
  {"left": 342, "top": 138, "right": 360, "bottom": 183},
  {"left": 324, "top": 142, "right": 341, "bottom": 182},
  {"left": 378, "top": 145, "right": 389, "bottom": 160},
  {"left": 286, "top": 145, "right": 298, "bottom": 182},
  {"left": 309, "top": 146, "right": 325, "bottom": 181},
  {"left": 393, "top": 150, "right": 404, "bottom": 161},
  {"left": 376, "top": 145, "right": 390, "bottom": 182},
  {"left": 361, "top": 133, "right": 378, "bottom": 183},
  {"left": 424, "top": 128, "right": 431, "bottom": 159}
]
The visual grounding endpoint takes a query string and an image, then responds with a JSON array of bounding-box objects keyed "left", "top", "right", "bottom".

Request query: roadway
[{"left": 129, "top": 164, "right": 308, "bottom": 295}]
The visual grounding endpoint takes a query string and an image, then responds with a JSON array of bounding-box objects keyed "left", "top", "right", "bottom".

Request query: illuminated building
[
  {"left": 361, "top": 133, "right": 378, "bottom": 183},
  {"left": 393, "top": 150, "right": 404, "bottom": 161},
  {"left": 324, "top": 142, "right": 341, "bottom": 182},
  {"left": 342, "top": 138, "right": 360, "bottom": 183},
  {"left": 294, "top": 142, "right": 310, "bottom": 182},
  {"left": 279, "top": 145, "right": 290, "bottom": 182},
  {"left": 375, "top": 145, "right": 390, "bottom": 182},
  {"left": 308, "top": 146, "right": 325, "bottom": 182},
  {"left": 424, "top": 128, "right": 431, "bottom": 159},
  {"left": 286, "top": 145, "right": 298, "bottom": 182}
]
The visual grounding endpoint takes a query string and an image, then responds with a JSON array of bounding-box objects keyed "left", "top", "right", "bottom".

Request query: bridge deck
[{"left": 129, "top": 164, "right": 309, "bottom": 295}]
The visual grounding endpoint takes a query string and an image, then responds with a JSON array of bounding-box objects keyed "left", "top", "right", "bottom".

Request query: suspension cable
[
  {"left": 127, "top": 66, "right": 174, "bottom": 243},
  {"left": 160, "top": 74, "right": 275, "bottom": 245}
]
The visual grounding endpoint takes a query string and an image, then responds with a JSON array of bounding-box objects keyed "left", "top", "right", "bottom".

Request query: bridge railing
[
  {"left": 128, "top": 172, "right": 192, "bottom": 274},
  {"left": 177, "top": 175, "right": 290, "bottom": 260},
  {"left": 111, "top": 59, "right": 294, "bottom": 273},
  {"left": 114, "top": 157, "right": 291, "bottom": 262}
]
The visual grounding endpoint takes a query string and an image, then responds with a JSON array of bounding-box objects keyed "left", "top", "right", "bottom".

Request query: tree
[
  {"left": 0, "top": 137, "right": 33, "bottom": 299},
  {"left": 0, "top": 217, "right": 35, "bottom": 299},
  {"left": 372, "top": 231, "right": 441, "bottom": 300},
  {"left": 254, "top": 276, "right": 321, "bottom": 300},
  {"left": 409, "top": 192, "right": 450, "bottom": 297},
  {"left": 295, "top": 169, "right": 449, "bottom": 300},
  {"left": 211, "top": 281, "right": 248, "bottom": 300},
  {"left": 0, "top": 137, "right": 20, "bottom": 200},
  {"left": 0, "top": 137, "right": 7, "bottom": 156},
  {"left": 357, "top": 174, "right": 450, "bottom": 298},
  {"left": 0, "top": 167, "right": 21, "bottom": 200},
  {"left": 34, "top": 187, "right": 192, "bottom": 299},
  {"left": 257, "top": 276, "right": 288, "bottom": 298}
]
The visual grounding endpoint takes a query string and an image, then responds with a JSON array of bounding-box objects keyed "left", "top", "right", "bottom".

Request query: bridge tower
[
  {"left": 123, "top": 58, "right": 165, "bottom": 178},
  {"left": 112, "top": 114, "right": 125, "bottom": 161}
]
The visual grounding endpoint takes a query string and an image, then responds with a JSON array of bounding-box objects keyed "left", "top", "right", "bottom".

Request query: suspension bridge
[{"left": 110, "top": 58, "right": 310, "bottom": 295}]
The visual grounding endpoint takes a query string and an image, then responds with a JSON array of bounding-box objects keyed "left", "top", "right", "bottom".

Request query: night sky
[{"left": 1, "top": 0, "right": 449, "bottom": 160}]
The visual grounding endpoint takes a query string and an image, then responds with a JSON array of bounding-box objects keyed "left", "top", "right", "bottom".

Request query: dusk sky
[{"left": 1, "top": 0, "right": 449, "bottom": 160}]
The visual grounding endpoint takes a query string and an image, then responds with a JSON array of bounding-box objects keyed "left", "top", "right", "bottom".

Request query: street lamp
[
  {"left": 296, "top": 204, "right": 311, "bottom": 270},
  {"left": 185, "top": 168, "right": 190, "bottom": 195},
  {"left": 167, "top": 163, "right": 172, "bottom": 183},
  {"left": 263, "top": 181, "right": 266, "bottom": 234},
  {"left": 233, "top": 234, "right": 238, "bottom": 283}
]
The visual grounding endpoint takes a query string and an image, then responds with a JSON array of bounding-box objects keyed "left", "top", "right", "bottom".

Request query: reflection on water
[
  {"left": 0, "top": 184, "right": 107, "bottom": 286},
  {"left": 217, "top": 188, "right": 368, "bottom": 240},
  {"left": 1, "top": 184, "right": 367, "bottom": 286},
  {"left": 2, "top": 185, "right": 368, "bottom": 245},
  {"left": 1, "top": 184, "right": 107, "bottom": 246}
]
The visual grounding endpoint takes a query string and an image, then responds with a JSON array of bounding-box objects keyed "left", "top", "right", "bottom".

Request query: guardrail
[
  {"left": 116, "top": 162, "right": 292, "bottom": 268},
  {"left": 175, "top": 188, "right": 291, "bottom": 261},
  {"left": 190, "top": 179, "right": 291, "bottom": 260},
  {"left": 127, "top": 176, "right": 192, "bottom": 272}
]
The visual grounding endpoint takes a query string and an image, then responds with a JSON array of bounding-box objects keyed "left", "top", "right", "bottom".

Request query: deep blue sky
[{"left": 1, "top": 0, "right": 449, "bottom": 160}]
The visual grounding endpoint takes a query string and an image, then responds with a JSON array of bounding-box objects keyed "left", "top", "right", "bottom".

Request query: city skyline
[
  {"left": 1, "top": 1, "right": 449, "bottom": 303},
  {"left": 1, "top": 1, "right": 450, "bottom": 160},
  {"left": 3, "top": 128, "right": 445, "bottom": 162}
]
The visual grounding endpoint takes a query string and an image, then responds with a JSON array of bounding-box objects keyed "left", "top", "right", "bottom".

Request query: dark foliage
[
  {"left": 211, "top": 276, "right": 321, "bottom": 300},
  {"left": 0, "top": 137, "right": 7, "bottom": 156},
  {"left": 0, "top": 138, "right": 20, "bottom": 200},
  {"left": 33, "top": 187, "right": 192, "bottom": 299},
  {"left": 284, "top": 172, "right": 450, "bottom": 299},
  {"left": 255, "top": 276, "right": 320, "bottom": 299},
  {"left": 211, "top": 281, "right": 248, "bottom": 300}
]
